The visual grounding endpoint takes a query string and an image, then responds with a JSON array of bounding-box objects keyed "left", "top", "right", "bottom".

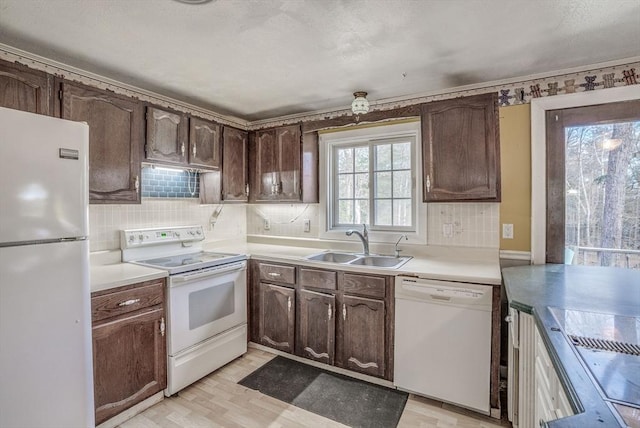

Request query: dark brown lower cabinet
[
  {"left": 338, "top": 295, "right": 386, "bottom": 378},
  {"left": 91, "top": 279, "right": 166, "bottom": 425},
  {"left": 250, "top": 259, "right": 393, "bottom": 381},
  {"left": 297, "top": 289, "right": 335, "bottom": 365},
  {"left": 259, "top": 282, "right": 295, "bottom": 353}
]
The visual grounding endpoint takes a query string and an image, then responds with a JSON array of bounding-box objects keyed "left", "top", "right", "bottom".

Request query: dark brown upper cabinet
[
  {"left": 421, "top": 92, "right": 500, "bottom": 202},
  {"left": 146, "top": 106, "right": 222, "bottom": 171},
  {"left": 222, "top": 126, "right": 248, "bottom": 201},
  {"left": 189, "top": 117, "right": 221, "bottom": 169},
  {"left": 250, "top": 125, "right": 302, "bottom": 202},
  {"left": 59, "top": 81, "right": 143, "bottom": 204},
  {"left": 0, "top": 59, "right": 54, "bottom": 116},
  {"left": 145, "top": 106, "right": 189, "bottom": 165}
]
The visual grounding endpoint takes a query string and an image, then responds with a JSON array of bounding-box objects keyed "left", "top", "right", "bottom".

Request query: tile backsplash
[
  {"left": 89, "top": 199, "right": 246, "bottom": 252},
  {"left": 90, "top": 200, "right": 498, "bottom": 253},
  {"left": 427, "top": 203, "right": 500, "bottom": 247},
  {"left": 247, "top": 202, "right": 500, "bottom": 248},
  {"left": 141, "top": 167, "right": 200, "bottom": 198}
]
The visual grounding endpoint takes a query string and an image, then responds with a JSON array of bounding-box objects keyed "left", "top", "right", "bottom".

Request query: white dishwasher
[{"left": 394, "top": 276, "right": 493, "bottom": 414}]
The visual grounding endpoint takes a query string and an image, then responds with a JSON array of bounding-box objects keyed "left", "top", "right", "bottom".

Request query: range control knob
[
  {"left": 196, "top": 230, "right": 202, "bottom": 235},
  {"left": 128, "top": 235, "right": 135, "bottom": 243}
]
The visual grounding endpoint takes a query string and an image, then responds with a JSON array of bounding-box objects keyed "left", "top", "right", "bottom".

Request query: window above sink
[{"left": 318, "top": 120, "right": 427, "bottom": 245}]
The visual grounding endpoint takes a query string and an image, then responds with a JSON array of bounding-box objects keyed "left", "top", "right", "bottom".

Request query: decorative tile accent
[
  {"left": 141, "top": 167, "right": 199, "bottom": 198},
  {"left": 497, "top": 66, "right": 639, "bottom": 106}
]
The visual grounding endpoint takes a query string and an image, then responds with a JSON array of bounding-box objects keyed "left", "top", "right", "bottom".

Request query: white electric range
[{"left": 121, "top": 225, "right": 248, "bottom": 396}]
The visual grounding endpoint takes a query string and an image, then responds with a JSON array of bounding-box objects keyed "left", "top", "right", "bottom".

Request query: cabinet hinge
[
  {"left": 58, "top": 89, "right": 63, "bottom": 100},
  {"left": 160, "top": 317, "right": 165, "bottom": 337}
]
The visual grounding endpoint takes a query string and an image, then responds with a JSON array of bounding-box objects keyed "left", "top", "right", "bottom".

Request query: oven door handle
[{"left": 170, "top": 261, "right": 246, "bottom": 286}]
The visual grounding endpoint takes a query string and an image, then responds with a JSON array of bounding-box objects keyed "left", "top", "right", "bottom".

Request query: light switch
[
  {"left": 264, "top": 218, "right": 271, "bottom": 230},
  {"left": 303, "top": 219, "right": 311, "bottom": 233},
  {"left": 502, "top": 223, "right": 514, "bottom": 239}
]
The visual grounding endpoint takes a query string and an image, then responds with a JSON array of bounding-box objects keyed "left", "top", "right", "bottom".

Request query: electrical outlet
[
  {"left": 502, "top": 223, "right": 514, "bottom": 239},
  {"left": 264, "top": 218, "right": 271, "bottom": 230},
  {"left": 442, "top": 223, "right": 453, "bottom": 238},
  {"left": 303, "top": 219, "right": 311, "bottom": 233}
]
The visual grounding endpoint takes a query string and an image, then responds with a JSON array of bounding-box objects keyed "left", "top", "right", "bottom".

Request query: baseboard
[
  {"left": 248, "top": 342, "right": 394, "bottom": 388},
  {"left": 499, "top": 250, "right": 531, "bottom": 261},
  {"left": 96, "top": 391, "right": 163, "bottom": 428}
]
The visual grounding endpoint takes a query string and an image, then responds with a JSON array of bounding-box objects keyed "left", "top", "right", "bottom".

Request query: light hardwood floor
[{"left": 120, "top": 348, "right": 507, "bottom": 428}]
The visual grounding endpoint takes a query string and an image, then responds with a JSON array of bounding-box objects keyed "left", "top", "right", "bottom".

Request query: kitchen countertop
[
  {"left": 206, "top": 241, "right": 502, "bottom": 285},
  {"left": 502, "top": 264, "right": 640, "bottom": 428},
  {"left": 89, "top": 240, "right": 501, "bottom": 293},
  {"left": 90, "top": 250, "right": 167, "bottom": 293}
]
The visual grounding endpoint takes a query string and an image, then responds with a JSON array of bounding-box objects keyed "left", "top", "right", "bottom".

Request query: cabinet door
[
  {"left": 251, "top": 128, "right": 277, "bottom": 201},
  {"left": 0, "top": 60, "right": 53, "bottom": 115},
  {"left": 60, "top": 81, "right": 142, "bottom": 203},
  {"left": 92, "top": 307, "right": 166, "bottom": 425},
  {"left": 259, "top": 283, "right": 295, "bottom": 353},
  {"left": 276, "top": 125, "right": 302, "bottom": 201},
  {"left": 189, "top": 117, "right": 221, "bottom": 169},
  {"left": 298, "top": 289, "right": 335, "bottom": 365},
  {"left": 250, "top": 125, "right": 302, "bottom": 202},
  {"left": 222, "top": 126, "right": 248, "bottom": 201},
  {"left": 421, "top": 92, "right": 500, "bottom": 202},
  {"left": 338, "top": 295, "right": 385, "bottom": 378},
  {"left": 145, "top": 106, "right": 188, "bottom": 165}
]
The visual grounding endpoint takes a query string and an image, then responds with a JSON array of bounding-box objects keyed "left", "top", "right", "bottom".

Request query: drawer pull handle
[
  {"left": 118, "top": 298, "right": 140, "bottom": 307},
  {"left": 268, "top": 272, "right": 281, "bottom": 277}
]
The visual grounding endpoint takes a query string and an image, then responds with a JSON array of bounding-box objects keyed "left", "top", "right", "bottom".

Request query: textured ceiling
[{"left": 0, "top": 0, "right": 639, "bottom": 121}]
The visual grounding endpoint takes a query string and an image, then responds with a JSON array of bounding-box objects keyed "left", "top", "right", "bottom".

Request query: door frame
[{"left": 530, "top": 85, "right": 640, "bottom": 264}]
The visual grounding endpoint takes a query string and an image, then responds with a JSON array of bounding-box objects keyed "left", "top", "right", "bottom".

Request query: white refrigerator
[{"left": 0, "top": 107, "right": 95, "bottom": 427}]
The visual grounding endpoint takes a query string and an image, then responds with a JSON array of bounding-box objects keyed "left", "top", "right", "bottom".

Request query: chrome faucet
[
  {"left": 346, "top": 224, "right": 369, "bottom": 255},
  {"left": 394, "top": 234, "right": 408, "bottom": 257}
]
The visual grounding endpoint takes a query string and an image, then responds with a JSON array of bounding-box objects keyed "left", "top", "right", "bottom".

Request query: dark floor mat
[{"left": 238, "top": 356, "right": 408, "bottom": 428}]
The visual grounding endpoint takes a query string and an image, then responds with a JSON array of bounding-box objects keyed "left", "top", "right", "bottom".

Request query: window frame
[
  {"left": 530, "top": 85, "right": 640, "bottom": 264},
  {"left": 319, "top": 120, "right": 427, "bottom": 244}
]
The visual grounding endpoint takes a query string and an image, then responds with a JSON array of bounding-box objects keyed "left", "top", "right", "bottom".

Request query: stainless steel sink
[
  {"left": 305, "top": 252, "right": 411, "bottom": 269},
  {"left": 306, "top": 252, "right": 360, "bottom": 263},
  {"left": 348, "top": 255, "right": 411, "bottom": 268}
]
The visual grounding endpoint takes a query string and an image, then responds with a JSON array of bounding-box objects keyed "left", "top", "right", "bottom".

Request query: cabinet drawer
[
  {"left": 342, "top": 274, "right": 386, "bottom": 298},
  {"left": 259, "top": 263, "right": 296, "bottom": 285},
  {"left": 299, "top": 268, "right": 337, "bottom": 291},
  {"left": 92, "top": 279, "right": 164, "bottom": 323}
]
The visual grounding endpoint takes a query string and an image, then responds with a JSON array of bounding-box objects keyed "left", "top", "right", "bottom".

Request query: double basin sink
[{"left": 306, "top": 251, "right": 411, "bottom": 269}]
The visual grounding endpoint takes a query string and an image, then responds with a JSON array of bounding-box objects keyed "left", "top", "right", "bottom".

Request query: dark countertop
[{"left": 502, "top": 264, "right": 640, "bottom": 428}]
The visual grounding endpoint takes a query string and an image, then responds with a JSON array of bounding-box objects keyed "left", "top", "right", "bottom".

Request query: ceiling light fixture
[{"left": 351, "top": 91, "right": 370, "bottom": 115}]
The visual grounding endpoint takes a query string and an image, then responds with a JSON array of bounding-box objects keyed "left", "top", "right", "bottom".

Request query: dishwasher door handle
[{"left": 401, "top": 282, "right": 484, "bottom": 299}]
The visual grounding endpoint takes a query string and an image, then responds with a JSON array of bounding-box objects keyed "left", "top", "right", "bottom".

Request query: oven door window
[{"left": 189, "top": 281, "right": 234, "bottom": 330}]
